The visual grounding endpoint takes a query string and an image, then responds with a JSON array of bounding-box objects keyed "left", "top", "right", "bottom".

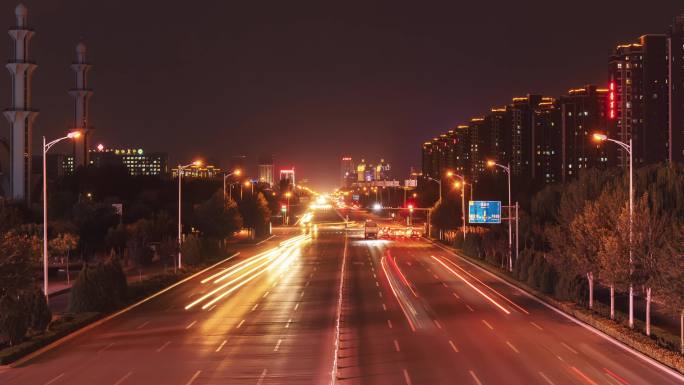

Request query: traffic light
[{"left": 281, "top": 205, "right": 287, "bottom": 213}]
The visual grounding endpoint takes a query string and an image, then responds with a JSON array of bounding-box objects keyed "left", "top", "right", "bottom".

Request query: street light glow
[
  {"left": 193, "top": 160, "right": 203, "bottom": 166},
  {"left": 593, "top": 133, "right": 608, "bottom": 142},
  {"left": 486, "top": 160, "right": 496, "bottom": 167},
  {"left": 446, "top": 170, "right": 453, "bottom": 177},
  {"left": 454, "top": 181, "right": 462, "bottom": 188},
  {"left": 234, "top": 169, "right": 242, "bottom": 176},
  {"left": 67, "top": 131, "right": 82, "bottom": 139}
]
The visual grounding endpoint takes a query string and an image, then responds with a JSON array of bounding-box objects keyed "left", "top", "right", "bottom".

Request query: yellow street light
[
  {"left": 486, "top": 160, "right": 496, "bottom": 168},
  {"left": 192, "top": 160, "right": 203, "bottom": 167},
  {"left": 244, "top": 180, "right": 251, "bottom": 187},
  {"left": 593, "top": 133, "right": 608, "bottom": 142},
  {"left": 446, "top": 170, "right": 454, "bottom": 177},
  {"left": 453, "top": 181, "right": 462, "bottom": 189},
  {"left": 234, "top": 169, "right": 242, "bottom": 176}
]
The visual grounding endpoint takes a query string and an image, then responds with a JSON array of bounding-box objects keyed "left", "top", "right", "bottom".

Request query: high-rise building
[
  {"left": 609, "top": 35, "right": 669, "bottom": 167},
  {"left": 258, "top": 154, "right": 274, "bottom": 186},
  {"left": 4, "top": 4, "right": 37, "bottom": 201},
  {"left": 279, "top": 168, "right": 295, "bottom": 187},
  {"left": 340, "top": 157, "right": 353, "bottom": 187},
  {"left": 70, "top": 42, "right": 93, "bottom": 168},
  {"left": 374, "top": 158, "right": 391, "bottom": 181},
  {"left": 485, "top": 107, "right": 511, "bottom": 167},
  {"left": 669, "top": 15, "right": 684, "bottom": 163},
  {"left": 559, "top": 86, "right": 611, "bottom": 181},
  {"left": 468, "top": 117, "right": 488, "bottom": 182},
  {"left": 90, "top": 146, "right": 168, "bottom": 176},
  {"left": 533, "top": 99, "right": 562, "bottom": 185}
]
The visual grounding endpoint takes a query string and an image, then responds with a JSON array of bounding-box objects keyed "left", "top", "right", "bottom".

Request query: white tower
[
  {"left": 69, "top": 42, "right": 93, "bottom": 167},
  {"left": 4, "top": 4, "right": 37, "bottom": 202}
]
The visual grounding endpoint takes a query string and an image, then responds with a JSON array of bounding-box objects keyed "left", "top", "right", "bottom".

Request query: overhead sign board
[{"left": 468, "top": 201, "right": 501, "bottom": 224}]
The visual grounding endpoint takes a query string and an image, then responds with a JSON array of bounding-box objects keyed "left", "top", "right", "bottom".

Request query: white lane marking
[
  {"left": 274, "top": 339, "right": 283, "bottom": 352},
  {"left": 539, "top": 371, "right": 555, "bottom": 385},
  {"left": 285, "top": 318, "right": 292, "bottom": 328},
  {"left": 561, "top": 342, "right": 578, "bottom": 354},
  {"left": 252, "top": 303, "right": 259, "bottom": 311},
  {"left": 530, "top": 321, "right": 544, "bottom": 331},
  {"left": 207, "top": 304, "right": 217, "bottom": 311},
  {"left": 136, "top": 321, "right": 150, "bottom": 330},
  {"left": 433, "top": 274, "right": 440, "bottom": 280},
  {"left": 237, "top": 319, "right": 245, "bottom": 329},
  {"left": 382, "top": 303, "right": 387, "bottom": 311},
  {"left": 263, "top": 291, "right": 270, "bottom": 298},
  {"left": 185, "top": 370, "right": 201, "bottom": 385},
  {"left": 98, "top": 342, "right": 115, "bottom": 354},
  {"left": 44, "top": 373, "right": 65, "bottom": 385},
  {"left": 506, "top": 341, "right": 520, "bottom": 354},
  {"left": 376, "top": 281, "right": 380, "bottom": 287},
  {"left": 331, "top": 233, "right": 348, "bottom": 385},
  {"left": 466, "top": 304, "right": 474, "bottom": 312},
  {"left": 378, "top": 292, "right": 383, "bottom": 298},
  {"left": 216, "top": 339, "right": 228, "bottom": 352},
  {"left": 156, "top": 341, "right": 171, "bottom": 352},
  {"left": 387, "top": 319, "right": 393, "bottom": 329},
  {"left": 403, "top": 369, "right": 412, "bottom": 385},
  {"left": 113, "top": 371, "right": 133, "bottom": 385},
  {"left": 449, "top": 340, "right": 459, "bottom": 352},
  {"left": 452, "top": 292, "right": 460, "bottom": 299},
  {"left": 469, "top": 370, "right": 483, "bottom": 385},
  {"left": 482, "top": 320, "right": 494, "bottom": 330},
  {"left": 442, "top": 282, "right": 449, "bottom": 288},
  {"left": 294, "top": 302, "right": 300, "bottom": 311},
  {"left": 429, "top": 240, "right": 684, "bottom": 382},
  {"left": 432, "top": 256, "right": 510, "bottom": 315},
  {"left": 300, "top": 291, "right": 305, "bottom": 299},
  {"left": 373, "top": 273, "right": 377, "bottom": 278},
  {"left": 392, "top": 339, "right": 401, "bottom": 352},
  {"left": 305, "top": 280, "right": 310, "bottom": 287},
  {"left": 185, "top": 320, "right": 197, "bottom": 330},
  {"left": 433, "top": 319, "right": 443, "bottom": 329}
]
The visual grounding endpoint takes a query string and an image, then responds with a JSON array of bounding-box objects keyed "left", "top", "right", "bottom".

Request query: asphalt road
[{"left": 1, "top": 207, "right": 683, "bottom": 385}]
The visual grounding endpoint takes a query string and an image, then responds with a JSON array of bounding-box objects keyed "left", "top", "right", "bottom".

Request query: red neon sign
[{"left": 609, "top": 81, "right": 616, "bottom": 120}]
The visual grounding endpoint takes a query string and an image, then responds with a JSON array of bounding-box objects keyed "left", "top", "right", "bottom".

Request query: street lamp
[
  {"left": 452, "top": 179, "right": 467, "bottom": 241},
  {"left": 284, "top": 191, "right": 292, "bottom": 225},
  {"left": 487, "top": 160, "right": 513, "bottom": 272},
  {"left": 223, "top": 169, "right": 241, "bottom": 201},
  {"left": 42, "top": 131, "right": 81, "bottom": 302},
  {"left": 424, "top": 176, "right": 442, "bottom": 203},
  {"left": 177, "top": 160, "right": 202, "bottom": 270},
  {"left": 593, "top": 132, "right": 635, "bottom": 329}
]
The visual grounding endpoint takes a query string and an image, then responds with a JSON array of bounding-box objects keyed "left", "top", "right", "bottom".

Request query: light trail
[
  {"left": 431, "top": 256, "right": 511, "bottom": 315},
  {"left": 386, "top": 252, "right": 418, "bottom": 298},
  {"left": 440, "top": 256, "right": 529, "bottom": 315},
  {"left": 381, "top": 256, "right": 417, "bottom": 332},
  {"left": 185, "top": 235, "right": 310, "bottom": 310}
]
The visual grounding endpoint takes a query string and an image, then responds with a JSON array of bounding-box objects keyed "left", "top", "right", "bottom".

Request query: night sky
[{"left": 1, "top": 1, "right": 683, "bottom": 191}]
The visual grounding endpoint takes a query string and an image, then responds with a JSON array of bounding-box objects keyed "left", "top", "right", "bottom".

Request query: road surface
[{"left": 1, "top": 208, "right": 682, "bottom": 384}]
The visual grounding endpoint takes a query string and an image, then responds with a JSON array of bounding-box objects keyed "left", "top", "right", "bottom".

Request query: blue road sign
[{"left": 468, "top": 201, "right": 502, "bottom": 224}]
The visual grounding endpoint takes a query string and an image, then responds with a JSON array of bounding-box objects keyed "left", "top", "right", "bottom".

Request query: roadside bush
[
  {"left": 0, "top": 295, "right": 28, "bottom": 346},
  {"left": 26, "top": 287, "right": 51, "bottom": 333},
  {"left": 180, "top": 235, "right": 202, "bottom": 266},
  {"left": 69, "top": 260, "right": 128, "bottom": 313}
]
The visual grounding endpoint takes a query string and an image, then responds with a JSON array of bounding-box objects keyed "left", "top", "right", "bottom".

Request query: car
[
  {"left": 410, "top": 228, "right": 422, "bottom": 238},
  {"left": 364, "top": 221, "right": 379, "bottom": 239}
]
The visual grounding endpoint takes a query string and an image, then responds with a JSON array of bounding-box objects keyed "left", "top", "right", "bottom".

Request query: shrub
[
  {"left": 26, "top": 288, "right": 51, "bottom": 333},
  {"left": 0, "top": 295, "right": 28, "bottom": 346},
  {"left": 181, "top": 235, "right": 202, "bottom": 266},
  {"left": 69, "top": 260, "right": 128, "bottom": 313}
]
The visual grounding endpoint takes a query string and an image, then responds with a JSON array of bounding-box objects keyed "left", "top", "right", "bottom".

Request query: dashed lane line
[
  {"left": 449, "top": 340, "right": 459, "bottom": 352},
  {"left": 469, "top": 370, "right": 484, "bottom": 385},
  {"left": 44, "top": 373, "right": 65, "bottom": 385},
  {"left": 156, "top": 341, "right": 171, "bottom": 353},
  {"left": 215, "top": 339, "right": 227, "bottom": 352},
  {"left": 185, "top": 370, "right": 201, "bottom": 385},
  {"left": 113, "top": 371, "right": 133, "bottom": 385}
]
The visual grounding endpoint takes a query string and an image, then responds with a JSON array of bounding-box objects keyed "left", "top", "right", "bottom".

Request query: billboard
[{"left": 468, "top": 201, "right": 501, "bottom": 224}]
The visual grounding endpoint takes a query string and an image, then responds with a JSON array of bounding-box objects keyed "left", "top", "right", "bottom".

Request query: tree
[
  {"left": 194, "top": 190, "right": 243, "bottom": 240},
  {"left": 72, "top": 201, "right": 119, "bottom": 258},
  {"left": 69, "top": 259, "right": 128, "bottom": 313},
  {"left": 239, "top": 192, "right": 271, "bottom": 237},
  {"left": 430, "top": 197, "right": 460, "bottom": 236}
]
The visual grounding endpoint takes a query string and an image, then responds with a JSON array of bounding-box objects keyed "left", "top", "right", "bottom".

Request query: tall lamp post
[
  {"left": 43, "top": 131, "right": 82, "bottom": 302},
  {"left": 593, "top": 133, "right": 635, "bottom": 329},
  {"left": 486, "top": 160, "right": 513, "bottom": 272},
  {"left": 425, "top": 176, "right": 442, "bottom": 203},
  {"left": 177, "top": 160, "right": 202, "bottom": 270},
  {"left": 223, "top": 169, "right": 241, "bottom": 202},
  {"left": 285, "top": 191, "right": 292, "bottom": 225},
  {"left": 447, "top": 171, "right": 468, "bottom": 241}
]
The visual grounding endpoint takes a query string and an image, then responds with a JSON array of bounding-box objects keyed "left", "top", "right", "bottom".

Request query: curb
[
  {"left": 7, "top": 252, "right": 241, "bottom": 368},
  {"left": 425, "top": 238, "right": 684, "bottom": 381}
]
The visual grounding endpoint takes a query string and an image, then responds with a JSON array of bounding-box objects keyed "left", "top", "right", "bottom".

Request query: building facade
[
  {"left": 90, "top": 147, "right": 168, "bottom": 176},
  {"left": 258, "top": 154, "right": 274, "bottom": 186}
]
